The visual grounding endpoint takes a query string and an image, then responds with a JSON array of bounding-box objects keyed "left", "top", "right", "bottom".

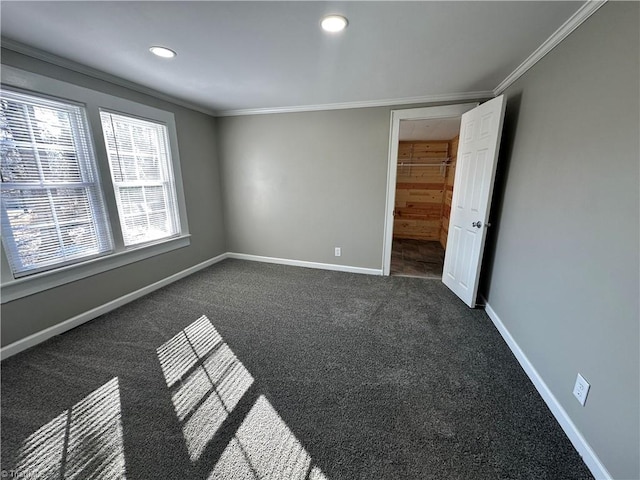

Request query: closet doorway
[
  {"left": 390, "top": 129, "right": 458, "bottom": 278},
  {"left": 382, "top": 104, "right": 477, "bottom": 277}
]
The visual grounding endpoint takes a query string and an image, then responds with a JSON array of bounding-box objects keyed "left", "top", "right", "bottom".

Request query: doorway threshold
[{"left": 390, "top": 239, "right": 444, "bottom": 279}]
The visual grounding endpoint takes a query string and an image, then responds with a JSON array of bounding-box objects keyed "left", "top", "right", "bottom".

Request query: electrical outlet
[
  {"left": 572, "top": 373, "right": 590, "bottom": 406},
  {"left": 334, "top": 247, "right": 341, "bottom": 257}
]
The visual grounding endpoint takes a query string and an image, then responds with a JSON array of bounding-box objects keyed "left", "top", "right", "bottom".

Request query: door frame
[{"left": 382, "top": 103, "right": 478, "bottom": 276}]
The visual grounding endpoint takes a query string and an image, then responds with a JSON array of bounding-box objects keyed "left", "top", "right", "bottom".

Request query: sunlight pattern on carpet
[
  {"left": 156, "top": 315, "right": 254, "bottom": 461},
  {"left": 16, "top": 377, "right": 126, "bottom": 479},
  {"left": 157, "top": 315, "right": 330, "bottom": 479},
  {"left": 209, "top": 395, "right": 317, "bottom": 480}
]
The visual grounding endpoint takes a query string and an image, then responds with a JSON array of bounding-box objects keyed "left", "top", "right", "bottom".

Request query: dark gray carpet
[{"left": 1, "top": 259, "right": 593, "bottom": 480}]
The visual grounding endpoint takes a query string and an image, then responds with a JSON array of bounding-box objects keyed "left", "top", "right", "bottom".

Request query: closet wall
[
  {"left": 394, "top": 141, "right": 449, "bottom": 241},
  {"left": 393, "top": 137, "right": 459, "bottom": 244}
]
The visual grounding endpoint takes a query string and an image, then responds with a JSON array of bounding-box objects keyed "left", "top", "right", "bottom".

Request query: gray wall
[
  {"left": 484, "top": 3, "right": 639, "bottom": 479},
  {"left": 1, "top": 50, "right": 226, "bottom": 347},
  {"left": 217, "top": 102, "right": 487, "bottom": 268},
  {"left": 218, "top": 108, "right": 391, "bottom": 269}
]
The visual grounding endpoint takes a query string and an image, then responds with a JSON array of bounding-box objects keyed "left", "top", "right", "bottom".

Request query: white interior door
[
  {"left": 382, "top": 103, "right": 478, "bottom": 275},
  {"left": 442, "top": 95, "right": 506, "bottom": 307}
]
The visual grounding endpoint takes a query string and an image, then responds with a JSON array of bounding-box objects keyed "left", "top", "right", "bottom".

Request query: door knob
[{"left": 472, "top": 221, "right": 482, "bottom": 228}]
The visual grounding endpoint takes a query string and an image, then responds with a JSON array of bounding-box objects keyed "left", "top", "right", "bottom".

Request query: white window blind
[
  {"left": 100, "top": 111, "right": 180, "bottom": 247},
  {"left": 0, "top": 89, "right": 113, "bottom": 277}
]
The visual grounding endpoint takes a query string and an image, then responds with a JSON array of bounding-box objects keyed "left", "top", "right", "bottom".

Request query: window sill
[{"left": 1, "top": 234, "right": 191, "bottom": 303}]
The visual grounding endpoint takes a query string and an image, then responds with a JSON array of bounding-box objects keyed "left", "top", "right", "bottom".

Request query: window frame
[
  {"left": 1, "top": 66, "right": 190, "bottom": 303},
  {"left": 0, "top": 87, "right": 115, "bottom": 277},
  {"left": 99, "top": 108, "right": 182, "bottom": 247}
]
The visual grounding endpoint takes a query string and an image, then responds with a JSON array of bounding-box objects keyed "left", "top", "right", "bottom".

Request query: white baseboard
[
  {"left": 483, "top": 301, "right": 612, "bottom": 480},
  {"left": 0, "top": 253, "right": 229, "bottom": 360},
  {"left": 227, "top": 252, "right": 383, "bottom": 276}
]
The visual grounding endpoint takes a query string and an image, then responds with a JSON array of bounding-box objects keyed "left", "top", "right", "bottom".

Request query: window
[
  {"left": 100, "top": 111, "right": 180, "bottom": 246},
  {"left": 0, "top": 89, "right": 112, "bottom": 277},
  {"left": 0, "top": 66, "right": 190, "bottom": 301}
]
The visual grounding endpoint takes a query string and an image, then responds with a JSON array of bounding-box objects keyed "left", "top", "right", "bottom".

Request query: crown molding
[
  {"left": 216, "top": 91, "right": 494, "bottom": 117},
  {"left": 1, "top": 38, "right": 219, "bottom": 117},
  {"left": 494, "top": 0, "right": 607, "bottom": 95}
]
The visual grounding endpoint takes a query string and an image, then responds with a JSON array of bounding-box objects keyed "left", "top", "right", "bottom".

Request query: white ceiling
[
  {"left": 0, "top": 1, "right": 585, "bottom": 116},
  {"left": 399, "top": 118, "right": 462, "bottom": 142}
]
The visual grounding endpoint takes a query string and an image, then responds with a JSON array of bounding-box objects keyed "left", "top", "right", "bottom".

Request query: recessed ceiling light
[
  {"left": 149, "top": 46, "right": 177, "bottom": 58},
  {"left": 321, "top": 15, "right": 348, "bottom": 33}
]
